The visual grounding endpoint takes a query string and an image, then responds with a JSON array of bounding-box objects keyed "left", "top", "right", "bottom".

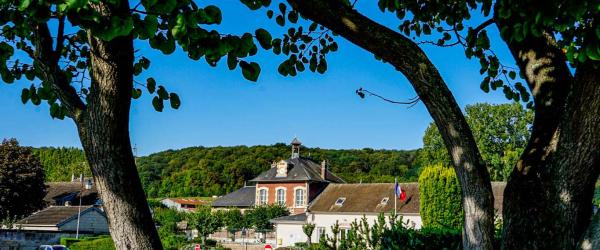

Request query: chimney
[{"left": 321, "top": 160, "right": 327, "bottom": 179}]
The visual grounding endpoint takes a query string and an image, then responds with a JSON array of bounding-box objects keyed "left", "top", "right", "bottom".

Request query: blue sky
[{"left": 0, "top": 1, "right": 514, "bottom": 156}]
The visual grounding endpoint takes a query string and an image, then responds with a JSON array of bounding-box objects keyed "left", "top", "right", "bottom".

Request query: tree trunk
[
  {"left": 496, "top": 11, "right": 600, "bottom": 249},
  {"left": 74, "top": 29, "right": 163, "bottom": 250},
  {"left": 287, "top": 1, "right": 495, "bottom": 249}
]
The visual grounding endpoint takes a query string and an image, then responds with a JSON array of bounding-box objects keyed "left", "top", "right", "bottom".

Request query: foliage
[
  {"left": 245, "top": 204, "right": 289, "bottom": 231},
  {"left": 138, "top": 143, "right": 419, "bottom": 198},
  {"left": 32, "top": 147, "right": 89, "bottom": 181},
  {"left": 0, "top": 138, "right": 46, "bottom": 219},
  {"left": 187, "top": 206, "right": 223, "bottom": 245},
  {"left": 374, "top": 0, "right": 600, "bottom": 105},
  {"left": 152, "top": 206, "right": 186, "bottom": 250},
  {"left": 418, "top": 102, "right": 533, "bottom": 181},
  {"left": 311, "top": 214, "right": 462, "bottom": 250},
  {"left": 418, "top": 164, "right": 463, "bottom": 230},
  {"left": 222, "top": 208, "right": 247, "bottom": 232},
  {"left": 303, "top": 223, "right": 316, "bottom": 244},
  {"left": 69, "top": 236, "right": 115, "bottom": 250}
]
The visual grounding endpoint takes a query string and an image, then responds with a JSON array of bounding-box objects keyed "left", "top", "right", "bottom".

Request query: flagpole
[{"left": 394, "top": 177, "right": 397, "bottom": 215}]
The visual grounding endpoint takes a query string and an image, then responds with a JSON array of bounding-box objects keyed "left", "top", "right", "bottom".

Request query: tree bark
[
  {"left": 496, "top": 13, "right": 600, "bottom": 249},
  {"left": 33, "top": 1, "right": 163, "bottom": 249},
  {"left": 72, "top": 30, "right": 163, "bottom": 250},
  {"left": 287, "top": 1, "right": 495, "bottom": 249}
]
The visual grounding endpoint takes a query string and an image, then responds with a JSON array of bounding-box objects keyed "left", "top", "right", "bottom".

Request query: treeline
[
  {"left": 33, "top": 144, "right": 420, "bottom": 197},
  {"left": 32, "top": 147, "right": 90, "bottom": 182},
  {"left": 137, "top": 144, "right": 420, "bottom": 198}
]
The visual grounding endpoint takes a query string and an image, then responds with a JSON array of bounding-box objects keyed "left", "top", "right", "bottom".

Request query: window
[
  {"left": 295, "top": 188, "right": 306, "bottom": 207},
  {"left": 317, "top": 227, "right": 326, "bottom": 240},
  {"left": 380, "top": 197, "right": 389, "bottom": 205},
  {"left": 335, "top": 197, "right": 346, "bottom": 206},
  {"left": 258, "top": 188, "right": 268, "bottom": 205},
  {"left": 276, "top": 188, "right": 286, "bottom": 205}
]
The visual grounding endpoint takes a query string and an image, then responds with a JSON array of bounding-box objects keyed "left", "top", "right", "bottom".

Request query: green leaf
[
  {"left": 21, "top": 88, "right": 30, "bottom": 104},
  {"left": 278, "top": 3, "right": 286, "bottom": 14},
  {"left": 151, "top": 0, "right": 176, "bottom": 14},
  {"left": 227, "top": 53, "right": 238, "bottom": 70},
  {"left": 157, "top": 86, "right": 169, "bottom": 100},
  {"left": 146, "top": 77, "right": 156, "bottom": 94},
  {"left": 317, "top": 59, "right": 327, "bottom": 74},
  {"left": 203, "top": 5, "right": 222, "bottom": 24},
  {"left": 18, "top": 0, "right": 32, "bottom": 11},
  {"left": 152, "top": 96, "right": 164, "bottom": 112},
  {"left": 276, "top": 15, "right": 285, "bottom": 26},
  {"left": 50, "top": 103, "right": 61, "bottom": 118},
  {"left": 239, "top": 61, "right": 261, "bottom": 82},
  {"left": 240, "top": 0, "right": 262, "bottom": 10},
  {"left": 169, "top": 93, "right": 181, "bottom": 109},
  {"left": 171, "top": 14, "right": 187, "bottom": 39},
  {"left": 255, "top": 28, "right": 272, "bottom": 50},
  {"left": 288, "top": 11, "right": 298, "bottom": 23},
  {"left": 132, "top": 88, "right": 142, "bottom": 99},
  {"left": 508, "top": 71, "right": 516, "bottom": 80}
]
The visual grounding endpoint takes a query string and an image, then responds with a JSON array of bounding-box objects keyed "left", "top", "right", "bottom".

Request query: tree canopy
[
  {"left": 418, "top": 102, "right": 533, "bottom": 181},
  {"left": 0, "top": 138, "right": 46, "bottom": 219},
  {"left": 137, "top": 144, "right": 419, "bottom": 197}
]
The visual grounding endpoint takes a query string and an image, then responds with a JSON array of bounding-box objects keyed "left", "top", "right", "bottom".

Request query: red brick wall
[{"left": 255, "top": 182, "right": 308, "bottom": 214}]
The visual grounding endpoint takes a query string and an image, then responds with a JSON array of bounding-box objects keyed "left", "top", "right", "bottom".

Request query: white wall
[
  {"left": 60, "top": 210, "right": 109, "bottom": 234},
  {"left": 307, "top": 213, "right": 422, "bottom": 243},
  {"left": 161, "top": 199, "right": 183, "bottom": 211},
  {"left": 274, "top": 223, "right": 306, "bottom": 248}
]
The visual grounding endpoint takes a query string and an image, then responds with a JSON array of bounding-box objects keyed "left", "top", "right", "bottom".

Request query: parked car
[{"left": 38, "top": 245, "right": 69, "bottom": 250}]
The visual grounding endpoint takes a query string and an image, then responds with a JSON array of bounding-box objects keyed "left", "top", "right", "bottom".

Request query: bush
[
  {"left": 418, "top": 164, "right": 463, "bottom": 229},
  {"left": 68, "top": 236, "right": 115, "bottom": 250},
  {"left": 59, "top": 237, "right": 80, "bottom": 246},
  {"left": 312, "top": 214, "right": 462, "bottom": 249}
]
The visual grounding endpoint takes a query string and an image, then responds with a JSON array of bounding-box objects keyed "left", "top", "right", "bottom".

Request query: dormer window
[
  {"left": 335, "top": 197, "right": 346, "bottom": 206},
  {"left": 380, "top": 197, "right": 389, "bottom": 205}
]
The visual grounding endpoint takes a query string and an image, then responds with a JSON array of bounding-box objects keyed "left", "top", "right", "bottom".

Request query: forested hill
[
  {"left": 32, "top": 147, "right": 91, "bottom": 181},
  {"left": 138, "top": 144, "right": 420, "bottom": 198},
  {"left": 33, "top": 144, "right": 420, "bottom": 198}
]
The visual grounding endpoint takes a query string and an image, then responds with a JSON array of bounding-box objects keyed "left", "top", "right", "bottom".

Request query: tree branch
[
  {"left": 285, "top": 1, "right": 495, "bottom": 248},
  {"left": 33, "top": 23, "right": 86, "bottom": 120}
]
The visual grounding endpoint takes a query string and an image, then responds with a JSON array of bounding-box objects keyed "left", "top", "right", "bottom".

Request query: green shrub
[
  {"left": 313, "top": 214, "right": 462, "bottom": 249},
  {"left": 418, "top": 164, "right": 463, "bottom": 229},
  {"left": 69, "top": 237, "right": 115, "bottom": 250},
  {"left": 59, "top": 237, "right": 80, "bottom": 246}
]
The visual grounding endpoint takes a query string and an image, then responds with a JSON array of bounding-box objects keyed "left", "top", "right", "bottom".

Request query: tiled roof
[
  {"left": 270, "top": 213, "right": 307, "bottom": 224},
  {"left": 44, "top": 182, "right": 98, "bottom": 206},
  {"left": 211, "top": 186, "right": 256, "bottom": 207},
  {"left": 16, "top": 206, "right": 102, "bottom": 226},
  {"left": 308, "top": 182, "right": 507, "bottom": 215},
  {"left": 250, "top": 157, "right": 344, "bottom": 183},
  {"left": 308, "top": 183, "right": 420, "bottom": 214}
]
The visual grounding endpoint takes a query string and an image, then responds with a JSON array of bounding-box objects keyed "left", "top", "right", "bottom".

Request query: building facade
[{"left": 212, "top": 138, "right": 344, "bottom": 214}]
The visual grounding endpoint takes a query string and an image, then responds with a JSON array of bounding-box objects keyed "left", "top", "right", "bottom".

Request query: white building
[
  {"left": 272, "top": 183, "right": 422, "bottom": 248},
  {"left": 271, "top": 182, "right": 507, "bottom": 248},
  {"left": 161, "top": 198, "right": 207, "bottom": 212}
]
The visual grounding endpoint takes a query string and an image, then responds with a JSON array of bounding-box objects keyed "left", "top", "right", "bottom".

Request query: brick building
[{"left": 212, "top": 138, "right": 344, "bottom": 214}]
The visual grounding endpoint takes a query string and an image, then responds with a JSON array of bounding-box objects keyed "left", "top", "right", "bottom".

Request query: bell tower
[{"left": 291, "top": 137, "right": 301, "bottom": 158}]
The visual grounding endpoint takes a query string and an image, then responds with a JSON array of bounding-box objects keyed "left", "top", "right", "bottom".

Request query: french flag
[{"left": 395, "top": 181, "right": 406, "bottom": 202}]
